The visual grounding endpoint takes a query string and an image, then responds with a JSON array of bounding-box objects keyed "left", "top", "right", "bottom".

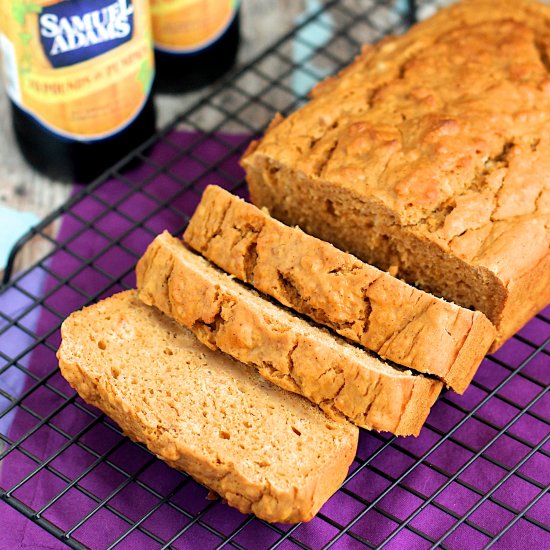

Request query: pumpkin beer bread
[
  {"left": 57, "top": 291, "right": 358, "bottom": 524},
  {"left": 137, "top": 232, "right": 442, "bottom": 435},
  {"left": 242, "top": 0, "right": 550, "bottom": 350},
  {"left": 184, "top": 185, "right": 495, "bottom": 393}
]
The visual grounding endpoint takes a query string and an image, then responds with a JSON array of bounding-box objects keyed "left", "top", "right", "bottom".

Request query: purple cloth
[
  {"left": 0, "top": 268, "right": 45, "bottom": 437},
  {"left": 0, "top": 130, "right": 549, "bottom": 550}
]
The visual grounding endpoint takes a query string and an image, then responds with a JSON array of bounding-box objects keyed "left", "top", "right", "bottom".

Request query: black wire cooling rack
[{"left": 0, "top": 1, "right": 549, "bottom": 549}]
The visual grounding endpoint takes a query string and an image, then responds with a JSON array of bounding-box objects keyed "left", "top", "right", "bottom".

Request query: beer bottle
[
  {"left": 151, "top": 0, "right": 240, "bottom": 93},
  {"left": 0, "top": 0, "right": 156, "bottom": 183}
]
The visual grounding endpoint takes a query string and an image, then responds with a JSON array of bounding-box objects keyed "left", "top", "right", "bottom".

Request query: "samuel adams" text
[{"left": 39, "top": 0, "right": 134, "bottom": 68}]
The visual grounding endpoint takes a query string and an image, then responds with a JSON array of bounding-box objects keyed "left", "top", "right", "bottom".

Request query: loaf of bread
[
  {"left": 57, "top": 291, "right": 358, "bottom": 523},
  {"left": 242, "top": 0, "right": 550, "bottom": 350},
  {"left": 184, "top": 185, "right": 495, "bottom": 393},
  {"left": 136, "top": 232, "right": 442, "bottom": 435}
]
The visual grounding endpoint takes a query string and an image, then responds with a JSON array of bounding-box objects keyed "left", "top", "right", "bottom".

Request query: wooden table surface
[{"left": 0, "top": 0, "right": 306, "bottom": 277}]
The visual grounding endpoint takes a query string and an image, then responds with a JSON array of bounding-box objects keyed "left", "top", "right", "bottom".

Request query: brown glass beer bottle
[
  {"left": 151, "top": 0, "right": 240, "bottom": 93},
  {"left": 0, "top": 0, "right": 156, "bottom": 183}
]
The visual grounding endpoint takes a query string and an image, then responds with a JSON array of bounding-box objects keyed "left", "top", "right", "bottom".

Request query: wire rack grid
[{"left": 0, "top": 1, "right": 549, "bottom": 549}]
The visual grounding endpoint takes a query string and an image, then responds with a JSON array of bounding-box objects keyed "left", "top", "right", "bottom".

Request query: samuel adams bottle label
[
  {"left": 0, "top": 0, "right": 156, "bottom": 182},
  {"left": 151, "top": 0, "right": 240, "bottom": 93}
]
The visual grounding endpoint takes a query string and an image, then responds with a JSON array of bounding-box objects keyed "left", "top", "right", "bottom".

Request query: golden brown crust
[
  {"left": 57, "top": 291, "right": 358, "bottom": 524},
  {"left": 242, "top": 0, "right": 550, "bottom": 348},
  {"left": 137, "top": 233, "right": 442, "bottom": 435},
  {"left": 184, "top": 185, "right": 495, "bottom": 393}
]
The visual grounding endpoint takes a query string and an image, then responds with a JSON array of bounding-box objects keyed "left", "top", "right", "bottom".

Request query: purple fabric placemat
[
  {"left": 0, "top": 129, "right": 548, "bottom": 550},
  {"left": 0, "top": 268, "right": 45, "bottom": 438}
]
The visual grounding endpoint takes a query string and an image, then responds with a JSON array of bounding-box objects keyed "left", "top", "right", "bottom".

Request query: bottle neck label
[
  {"left": 0, "top": 0, "right": 154, "bottom": 141},
  {"left": 151, "top": 0, "right": 239, "bottom": 54}
]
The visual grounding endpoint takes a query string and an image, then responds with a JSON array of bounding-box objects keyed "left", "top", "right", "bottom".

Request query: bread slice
[
  {"left": 184, "top": 186, "right": 496, "bottom": 394},
  {"left": 136, "top": 232, "right": 442, "bottom": 436},
  {"left": 57, "top": 291, "right": 358, "bottom": 524}
]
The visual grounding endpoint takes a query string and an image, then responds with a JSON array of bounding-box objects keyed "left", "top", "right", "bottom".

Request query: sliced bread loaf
[
  {"left": 241, "top": 0, "right": 550, "bottom": 351},
  {"left": 183, "top": 185, "right": 496, "bottom": 394},
  {"left": 57, "top": 291, "right": 358, "bottom": 524},
  {"left": 136, "top": 232, "right": 443, "bottom": 436}
]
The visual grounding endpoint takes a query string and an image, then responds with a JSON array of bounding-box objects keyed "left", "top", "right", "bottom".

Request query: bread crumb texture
[{"left": 57, "top": 291, "right": 358, "bottom": 523}]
